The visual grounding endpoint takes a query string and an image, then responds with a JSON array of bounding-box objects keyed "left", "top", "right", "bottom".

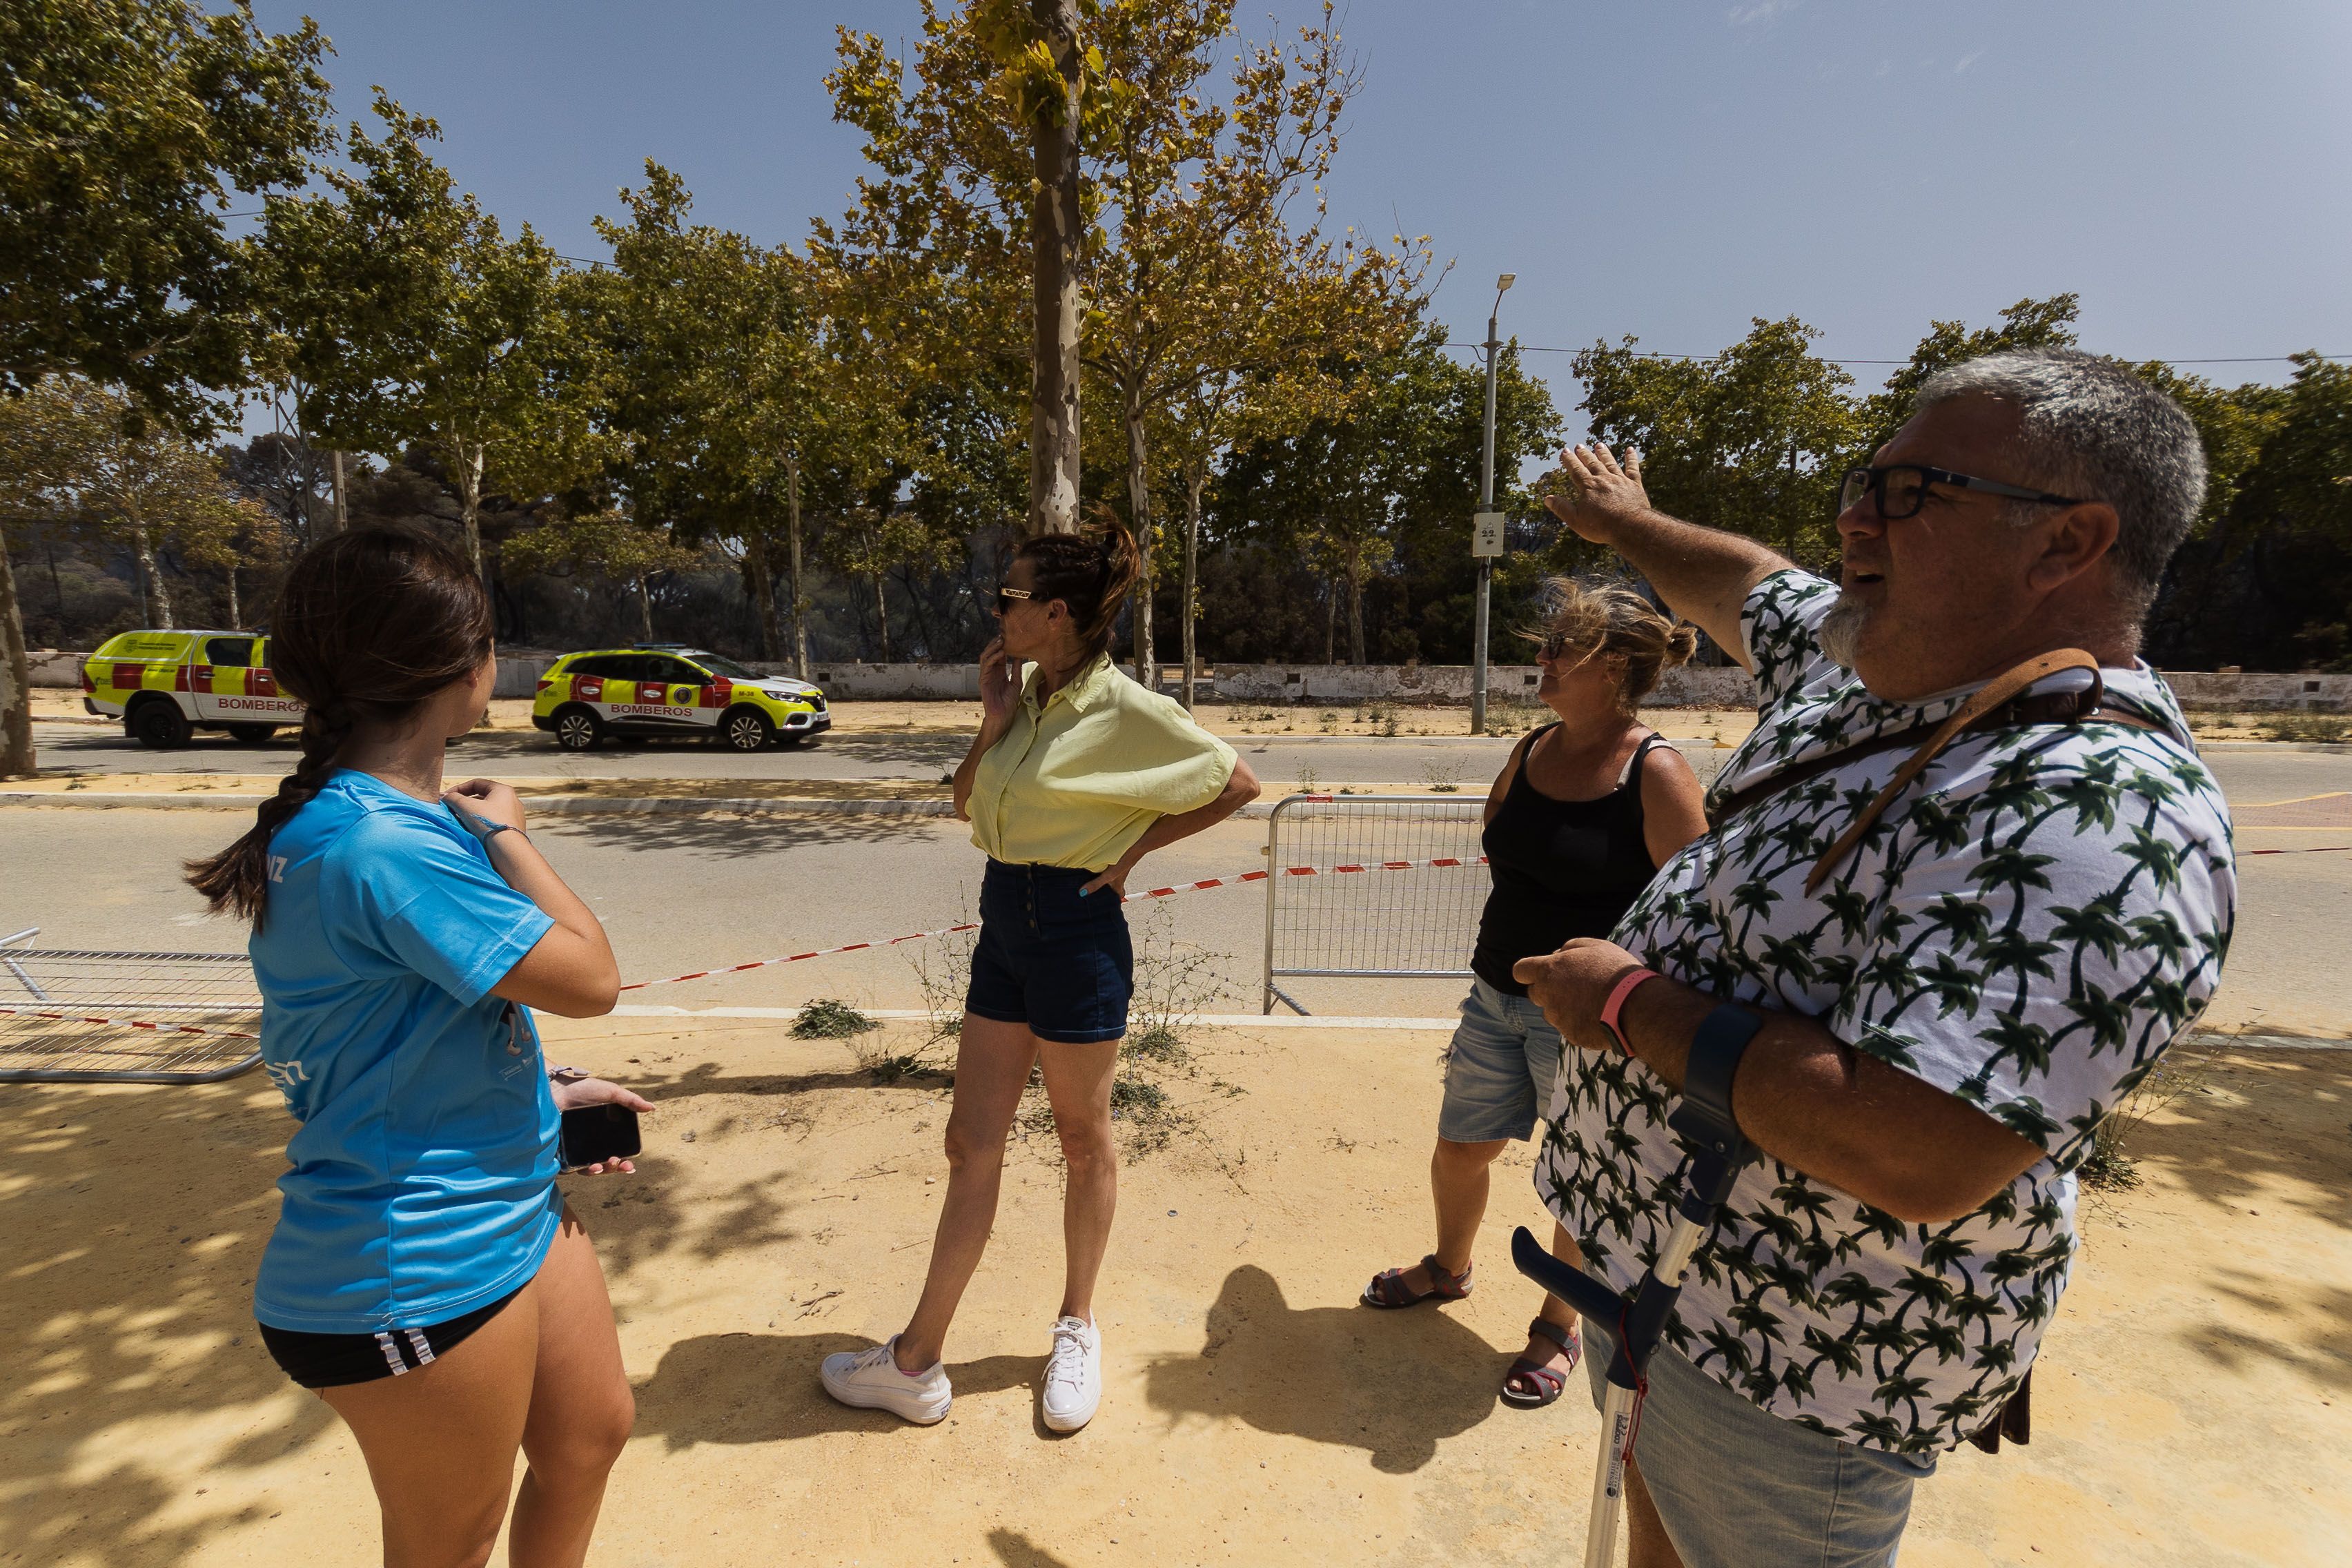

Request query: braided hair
[
  {"left": 185, "top": 527, "right": 495, "bottom": 925},
  {"left": 1016, "top": 518, "right": 1140, "bottom": 667}
]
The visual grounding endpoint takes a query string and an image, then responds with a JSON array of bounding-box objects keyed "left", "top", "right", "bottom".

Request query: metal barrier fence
[
  {"left": 1262, "top": 794, "right": 1488, "bottom": 1015},
  {"left": 0, "top": 929, "right": 263, "bottom": 1084}
]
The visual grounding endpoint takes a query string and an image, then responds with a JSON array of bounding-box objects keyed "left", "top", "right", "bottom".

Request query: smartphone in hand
[{"left": 559, "top": 1104, "right": 642, "bottom": 1171}]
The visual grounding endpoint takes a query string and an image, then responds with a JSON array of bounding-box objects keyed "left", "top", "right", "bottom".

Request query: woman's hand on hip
[{"left": 1080, "top": 858, "right": 1135, "bottom": 900}]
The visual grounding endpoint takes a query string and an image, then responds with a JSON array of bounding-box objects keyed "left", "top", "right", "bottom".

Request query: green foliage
[
  {"left": 791, "top": 999, "right": 881, "bottom": 1039},
  {"left": 1574, "top": 317, "right": 1858, "bottom": 571},
  {"left": 0, "top": 0, "right": 333, "bottom": 432}
]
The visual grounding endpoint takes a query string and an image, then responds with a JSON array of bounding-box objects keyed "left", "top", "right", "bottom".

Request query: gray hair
[{"left": 1914, "top": 349, "right": 2206, "bottom": 611}]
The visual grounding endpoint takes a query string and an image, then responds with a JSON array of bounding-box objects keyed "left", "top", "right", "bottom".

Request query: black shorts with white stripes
[{"left": 257, "top": 1286, "right": 525, "bottom": 1389}]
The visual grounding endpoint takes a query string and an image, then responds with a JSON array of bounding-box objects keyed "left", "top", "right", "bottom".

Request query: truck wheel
[
  {"left": 227, "top": 723, "right": 277, "bottom": 744},
  {"left": 720, "top": 707, "right": 774, "bottom": 752},
  {"left": 553, "top": 705, "right": 605, "bottom": 751},
  {"left": 128, "top": 697, "right": 193, "bottom": 749}
]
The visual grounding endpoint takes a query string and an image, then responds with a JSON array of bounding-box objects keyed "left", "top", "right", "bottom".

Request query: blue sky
[{"left": 248, "top": 0, "right": 2352, "bottom": 441}]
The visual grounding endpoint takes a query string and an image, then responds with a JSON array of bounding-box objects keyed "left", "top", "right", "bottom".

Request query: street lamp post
[{"left": 1471, "top": 272, "right": 1513, "bottom": 735}]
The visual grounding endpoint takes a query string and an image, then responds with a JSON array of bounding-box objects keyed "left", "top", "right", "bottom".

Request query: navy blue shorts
[{"left": 964, "top": 860, "right": 1133, "bottom": 1043}]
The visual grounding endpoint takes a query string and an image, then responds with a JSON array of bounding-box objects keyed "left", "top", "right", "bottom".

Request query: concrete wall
[
  {"left": 27, "top": 647, "right": 2352, "bottom": 711},
  {"left": 2158, "top": 671, "right": 2352, "bottom": 712},
  {"left": 1213, "top": 663, "right": 1761, "bottom": 708}
]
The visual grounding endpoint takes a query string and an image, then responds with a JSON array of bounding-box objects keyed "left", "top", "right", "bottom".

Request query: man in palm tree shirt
[{"left": 1517, "top": 351, "right": 2234, "bottom": 1568}]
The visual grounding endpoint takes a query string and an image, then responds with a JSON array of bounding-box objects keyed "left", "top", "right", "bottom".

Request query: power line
[{"left": 1444, "top": 343, "right": 2350, "bottom": 368}]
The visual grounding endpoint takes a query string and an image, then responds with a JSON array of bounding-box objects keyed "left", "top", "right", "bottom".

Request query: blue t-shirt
[{"left": 249, "top": 770, "right": 560, "bottom": 1333}]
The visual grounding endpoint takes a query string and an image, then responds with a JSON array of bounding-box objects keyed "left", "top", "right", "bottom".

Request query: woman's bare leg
[
  {"left": 1385, "top": 1135, "right": 1507, "bottom": 1295},
  {"left": 896, "top": 1014, "right": 1041, "bottom": 1370},
  {"left": 317, "top": 1248, "right": 556, "bottom": 1565},
  {"left": 510, "top": 1211, "right": 634, "bottom": 1568},
  {"left": 1035, "top": 1037, "right": 1120, "bottom": 1322}
]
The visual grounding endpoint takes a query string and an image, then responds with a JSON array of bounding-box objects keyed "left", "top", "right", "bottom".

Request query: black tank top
[{"left": 1471, "top": 725, "right": 1663, "bottom": 997}]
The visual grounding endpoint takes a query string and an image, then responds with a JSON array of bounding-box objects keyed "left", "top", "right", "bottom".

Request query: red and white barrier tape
[
  {"left": 0, "top": 1003, "right": 259, "bottom": 1040},
  {"left": 617, "top": 854, "right": 1491, "bottom": 991}
]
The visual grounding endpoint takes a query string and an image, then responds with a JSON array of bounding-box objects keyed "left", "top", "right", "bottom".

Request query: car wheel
[
  {"left": 553, "top": 705, "right": 605, "bottom": 751},
  {"left": 721, "top": 707, "right": 774, "bottom": 752},
  {"left": 128, "top": 698, "right": 193, "bottom": 749},
  {"left": 226, "top": 723, "right": 277, "bottom": 744}
]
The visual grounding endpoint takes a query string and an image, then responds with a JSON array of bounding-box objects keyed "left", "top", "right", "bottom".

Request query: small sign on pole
[{"left": 1472, "top": 511, "right": 1506, "bottom": 558}]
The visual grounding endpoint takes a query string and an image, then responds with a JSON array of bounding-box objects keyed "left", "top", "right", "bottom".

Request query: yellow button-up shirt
[{"left": 968, "top": 654, "right": 1237, "bottom": 871}]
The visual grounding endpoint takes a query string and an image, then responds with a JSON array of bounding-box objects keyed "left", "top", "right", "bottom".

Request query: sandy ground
[{"left": 1, "top": 1012, "right": 2346, "bottom": 1568}]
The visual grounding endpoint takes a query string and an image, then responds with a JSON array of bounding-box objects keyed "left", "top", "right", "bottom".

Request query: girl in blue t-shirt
[{"left": 187, "top": 526, "right": 645, "bottom": 1568}]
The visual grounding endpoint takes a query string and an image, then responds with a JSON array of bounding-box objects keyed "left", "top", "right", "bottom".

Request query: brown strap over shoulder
[{"left": 1703, "top": 649, "right": 2183, "bottom": 895}]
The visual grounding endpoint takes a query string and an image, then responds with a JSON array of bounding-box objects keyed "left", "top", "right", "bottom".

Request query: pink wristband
[{"left": 1598, "top": 967, "right": 1662, "bottom": 1057}]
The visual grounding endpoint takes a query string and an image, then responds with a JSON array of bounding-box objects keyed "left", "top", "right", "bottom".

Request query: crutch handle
[{"left": 1509, "top": 1225, "right": 1624, "bottom": 1322}]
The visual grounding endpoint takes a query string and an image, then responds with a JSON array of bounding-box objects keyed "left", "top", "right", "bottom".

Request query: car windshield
[{"left": 690, "top": 654, "right": 761, "bottom": 679}]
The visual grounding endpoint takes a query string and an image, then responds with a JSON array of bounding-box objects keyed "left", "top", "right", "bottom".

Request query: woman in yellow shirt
[{"left": 821, "top": 520, "right": 1258, "bottom": 1433}]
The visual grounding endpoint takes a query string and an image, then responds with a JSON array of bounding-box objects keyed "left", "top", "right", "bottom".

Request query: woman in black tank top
[{"left": 1362, "top": 580, "right": 1709, "bottom": 1408}]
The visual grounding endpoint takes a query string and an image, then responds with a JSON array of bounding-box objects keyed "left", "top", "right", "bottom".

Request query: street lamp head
[{"left": 1496, "top": 273, "right": 1516, "bottom": 292}]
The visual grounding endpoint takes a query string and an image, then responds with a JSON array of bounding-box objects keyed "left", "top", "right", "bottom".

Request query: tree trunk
[
  {"left": 1, "top": 538, "right": 35, "bottom": 778},
  {"left": 1346, "top": 549, "right": 1366, "bottom": 666},
  {"left": 455, "top": 442, "right": 486, "bottom": 578},
  {"left": 1028, "top": 0, "right": 1084, "bottom": 536},
  {"left": 786, "top": 455, "right": 810, "bottom": 680},
  {"left": 330, "top": 449, "right": 348, "bottom": 534},
  {"left": 1323, "top": 577, "right": 1336, "bottom": 665},
  {"left": 637, "top": 574, "right": 654, "bottom": 640},
  {"left": 872, "top": 570, "right": 892, "bottom": 663},
  {"left": 743, "top": 532, "right": 781, "bottom": 661},
  {"left": 226, "top": 565, "right": 240, "bottom": 629},
  {"left": 1125, "top": 391, "right": 1155, "bottom": 687},
  {"left": 133, "top": 524, "right": 173, "bottom": 629},
  {"left": 41, "top": 525, "right": 65, "bottom": 618},
  {"left": 1179, "top": 467, "right": 1204, "bottom": 709}
]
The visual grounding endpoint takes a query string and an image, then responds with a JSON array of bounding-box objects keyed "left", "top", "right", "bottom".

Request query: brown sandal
[
  {"left": 1362, "top": 1254, "right": 1473, "bottom": 1309},
  {"left": 1500, "top": 1317, "right": 1581, "bottom": 1408}
]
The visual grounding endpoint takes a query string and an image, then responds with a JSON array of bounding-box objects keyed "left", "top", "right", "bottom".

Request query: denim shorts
[
  {"left": 1437, "top": 976, "right": 1568, "bottom": 1143},
  {"left": 964, "top": 860, "right": 1133, "bottom": 1044},
  {"left": 1580, "top": 1312, "right": 1936, "bottom": 1567}
]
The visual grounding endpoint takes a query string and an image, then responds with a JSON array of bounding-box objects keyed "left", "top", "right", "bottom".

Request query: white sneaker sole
[
  {"left": 1041, "top": 1395, "right": 1099, "bottom": 1434},
  {"left": 821, "top": 1366, "right": 952, "bottom": 1426}
]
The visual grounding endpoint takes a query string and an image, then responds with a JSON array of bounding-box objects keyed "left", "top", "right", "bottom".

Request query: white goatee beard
[{"left": 1818, "top": 592, "right": 1870, "bottom": 671}]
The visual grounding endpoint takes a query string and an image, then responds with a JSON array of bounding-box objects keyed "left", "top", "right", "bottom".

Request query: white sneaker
[
  {"left": 1040, "top": 1315, "right": 1102, "bottom": 1433},
  {"left": 820, "top": 1335, "right": 952, "bottom": 1425}
]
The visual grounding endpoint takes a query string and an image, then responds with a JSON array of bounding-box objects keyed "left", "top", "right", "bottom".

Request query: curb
[{"left": 0, "top": 790, "right": 964, "bottom": 816}]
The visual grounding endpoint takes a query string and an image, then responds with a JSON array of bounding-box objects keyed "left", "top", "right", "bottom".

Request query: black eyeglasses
[
  {"left": 1839, "top": 464, "right": 2085, "bottom": 520},
  {"left": 995, "top": 585, "right": 1033, "bottom": 613}
]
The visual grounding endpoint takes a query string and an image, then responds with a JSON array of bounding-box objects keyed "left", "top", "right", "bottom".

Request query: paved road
[
  {"left": 6, "top": 746, "right": 2346, "bottom": 1032},
  {"left": 29, "top": 718, "right": 1603, "bottom": 790}
]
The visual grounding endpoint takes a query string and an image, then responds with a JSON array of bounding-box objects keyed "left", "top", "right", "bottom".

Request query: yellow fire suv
[
  {"left": 81, "top": 629, "right": 306, "bottom": 748},
  {"left": 531, "top": 646, "right": 830, "bottom": 751}
]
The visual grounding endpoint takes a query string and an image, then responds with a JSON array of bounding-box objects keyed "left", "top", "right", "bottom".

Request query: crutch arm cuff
[{"left": 1667, "top": 1004, "right": 1763, "bottom": 1171}]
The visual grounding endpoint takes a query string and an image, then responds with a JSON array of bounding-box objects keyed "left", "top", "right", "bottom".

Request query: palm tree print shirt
[{"left": 1535, "top": 569, "right": 2235, "bottom": 1454}]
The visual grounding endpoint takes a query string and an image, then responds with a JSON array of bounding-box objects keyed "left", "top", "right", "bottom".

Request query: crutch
[{"left": 1513, "top": 1005, "right": 1761, "bottom": 1568}]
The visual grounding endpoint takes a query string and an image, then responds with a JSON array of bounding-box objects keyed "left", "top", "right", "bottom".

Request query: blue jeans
[
  {"left": 1580, "top": 1313, "right": 1934, "bottom": 1567},
  {"left": 1438, "top": 977, "right": 1567, "bottom": 1143}
]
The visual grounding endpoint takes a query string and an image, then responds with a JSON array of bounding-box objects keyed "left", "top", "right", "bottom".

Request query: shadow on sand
[
  {"left": 1143, "top": 1264, "right": 1507, "bottom": 1473},
  {"left": 629, "top": 1331, "right": 1038, "bottom": 1447}
]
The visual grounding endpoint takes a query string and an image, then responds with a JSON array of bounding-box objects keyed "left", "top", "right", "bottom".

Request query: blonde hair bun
[{"left": 1521, "top": 576, "right": 1700, "bottom": 708}]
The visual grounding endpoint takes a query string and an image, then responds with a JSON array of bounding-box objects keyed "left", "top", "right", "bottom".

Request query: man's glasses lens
[{"left": 1840, "top": 466, "right": 1928, "bottom": 520}]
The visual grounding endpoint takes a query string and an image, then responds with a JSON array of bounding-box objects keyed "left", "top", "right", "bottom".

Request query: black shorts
[
  {"left": 257, "top": 1286, "right": 524, "bottom": 1389},
  {"left": 964, "top": 860, "right": 1133, "bottom": 1043}
]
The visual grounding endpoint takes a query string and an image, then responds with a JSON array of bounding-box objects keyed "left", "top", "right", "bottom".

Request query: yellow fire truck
[{"left": 81, "top": 629, "right": 306, "bottom": 748}]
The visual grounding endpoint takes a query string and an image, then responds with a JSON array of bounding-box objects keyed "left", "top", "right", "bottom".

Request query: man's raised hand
[{"left": 1543, "top": 444, "right": 1650, "bottom": 544}]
